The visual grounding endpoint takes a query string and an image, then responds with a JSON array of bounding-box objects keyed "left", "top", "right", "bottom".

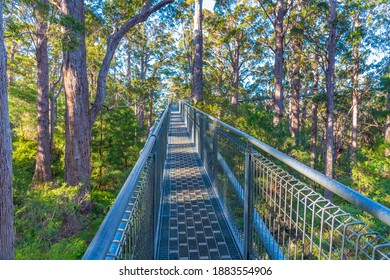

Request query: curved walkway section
[{"left": 157, "top": 106, "right": 241, "bottom": 260}]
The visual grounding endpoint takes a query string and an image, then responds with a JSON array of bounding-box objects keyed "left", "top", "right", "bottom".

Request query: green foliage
[
  {"left": 351, "top": 140, "right": 390, "bottom": 207},
  {"left": 9, "top": 85, "right": 38, "bottom": 194},
  {"left": 60, "top": 14, "right": 86, "bottom": 51},
  {"left": 15, "top": 183, "right": 90, "bottom": 260},
  {"left": 12, "top": 140, "right": 36, "bottom": 193},
  {"left": 5, "top": 0, "right": 390, "bottom": 260},
  {"left": 91, "top": 107, "right": 145, "bottom": 189}
]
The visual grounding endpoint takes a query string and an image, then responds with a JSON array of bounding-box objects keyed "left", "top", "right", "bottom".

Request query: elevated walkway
[
  {"left": 82, "top": 101, "right": 390, "bottom": 260},
  {"left": 157, "top": 106, "right": 240, "bottom": 260}
]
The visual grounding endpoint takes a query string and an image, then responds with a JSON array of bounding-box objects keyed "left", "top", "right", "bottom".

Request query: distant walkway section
[{"left": 157, "top": 105, "right": 241, "bottom": 260}]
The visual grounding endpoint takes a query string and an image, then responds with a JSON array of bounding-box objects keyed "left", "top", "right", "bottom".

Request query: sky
[{"left": 203, "top": 0, "right": 216, "bottom": 11}]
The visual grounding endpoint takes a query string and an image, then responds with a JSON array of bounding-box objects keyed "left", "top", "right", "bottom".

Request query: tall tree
[
  {"left": 386, "top": 87, "right": 390, "bottom": 145},
  {"left": 324, "top": 0, "right": 337, "bottom": 200},
  {"left": 60, "top": 0, "right": 91, "bottom": 188},
  {"left": 256, "top": 0, "right": 287, "bottom": 126},
  {"left": 192, "top": 0, "right": 203, "bottom": 103},
  {"left": 310, "top": 52, "right": 320, "bottom": 170},
  {"left": 34, "top": 0, "right": 52, "bottom": 183},
  {"left": 290, "top": 0, "right": 303, "bottom": 141},
  {"left": 273, "top": 0, "right": 286, "bottom": 126},
  {"left": 382, "top": 75, "right": 390, "bottom": 151},
  {"left": 208, "top": 1, "right": 257, "bottom": 107},
  {"left": 350, "top": 8, "right": 360, "bottom": 164},
  {"left": 58, "top": 0, "right": 173, "bottom": 188},
  {"left": 0, "top": 0, "right": 15, "bottom": 260}
]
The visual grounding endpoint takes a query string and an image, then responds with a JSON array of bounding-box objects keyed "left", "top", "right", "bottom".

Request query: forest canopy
[{"left": 0, "top": 0, "right": 389, "bottom": 260}]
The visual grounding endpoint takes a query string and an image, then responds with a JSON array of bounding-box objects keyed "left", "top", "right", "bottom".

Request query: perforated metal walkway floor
[{"left": 157, "top": 106, "right": 241, "bottom": 260}]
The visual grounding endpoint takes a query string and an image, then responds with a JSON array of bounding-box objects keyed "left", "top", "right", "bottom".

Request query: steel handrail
[
  {"left": 179, "top": 100, "right": 390, "bottom": 227},
  {"left": 82, "top": 104, "right": 170, "bottom": 260}
]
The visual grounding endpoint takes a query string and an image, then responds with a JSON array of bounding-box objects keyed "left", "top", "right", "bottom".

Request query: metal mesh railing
[
  {"left": 105, "top": 156, "right": 154, "bottom": 260},
  {"left": 179, "top": 100, "right": 390, "bottom": 260},
  {"left": 252, "top": 153, "right": 390, "bottom": 260},
  {"left": 83, "top": 104, "right": 170, "bottom": 260}
]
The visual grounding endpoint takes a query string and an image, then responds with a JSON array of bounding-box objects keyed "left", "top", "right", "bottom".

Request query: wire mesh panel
[
  {"left": 251, "top": 153, "right": 390, "bottom": 260},
  {"left": 107, "top": 157, "right": 155, "bottom": 260},
  {"left": 215, "top": 128, "right": 246, "bottom": 251}
]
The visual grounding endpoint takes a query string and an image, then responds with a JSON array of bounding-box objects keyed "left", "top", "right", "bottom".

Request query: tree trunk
[
  {"left": 311, "top": 53, "right": 319, "bottom": 170},
  {"left": 291, "top": 47, "right": 300, "bottom": 141},
  {"left": 273, "top": 0, "right": 285, "bottom": 126},
  {"left": 127, "top": 48, "right": 132, "bottom": 88},
  {"left": 34, "top": 0, "right": 52, "bottom": 184},
  {"left": 290, "top": 1, "right": 302, "bottom": 141},
  {"left": 60, "top": 0, "right": 173, "bottom": 187},
  {"left": 351, "top": 11, "right": 360, "bottom": 164},
  {"left": 231, "top": 39, "right": 240, "bottom": 107},
  {"left": 61, "top": 0, "right": 91, "bottom": 188},
  {"left": 0, "top": 0, "right": 14, "bottom": 259},
  {"left": 138, "top": 99, "right": 145, "bottom": 128},
  {"left": 138, "top": 51, "right": 147, "bottom": 128},
  {"left": 192, "top": 0, "right": 203, "bottom": 103},
  {"left": 148, "top": 96, "right": 153, "bottom": 133},
  {"left": 324, "top": 0, "right": 337, "bottom": 200},
  {"left": 7, "top": 43, "right": 16, "bottom": 86},
  {"left": 301, "top": 99, "right": 307, "bottom": 130},
  {"left": 311, "top": 103, "right": 318, "bottom": 169},
  {"left": 98, "top": 114, "right": 104, "bottom": 187},
  {"left": 386, "top": 92, "right": 390, "bottom": 142},
  {"left": 385, "top": 91, "right": 390, "bottom": 156},
  {"left": 49, "top": 79, "right": 62, "bottom": 155}
]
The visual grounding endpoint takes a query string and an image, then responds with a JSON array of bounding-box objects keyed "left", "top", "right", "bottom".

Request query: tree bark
[
  {"left": 137, "top": 99, "right": 145, "bottom": 127},
  {"left": 273, "top": 0, "right": 285, "bottom": 126},
  {"left": 301, "top": 99, "right": 307, "bottom": 129},
  {"left": 127, "top": 48, "right": 132, "bottom": 88},
  {"left": 290, "top": 1, "right": 302, "bottom": 141},
  {"left": 351, "top": 11, "right": 360, "bottom": 164},
  {"left": 311, "top": 103, "right": 318, "bottom": 168},
  {"left": 291, "top": 46, "right": 300, "bottom": 141},
  {"left": 138, "top": 48, "right": 147, "bottom": 127},
  {"left": 61, "top": 0, "right": 91, "bottom": 188},
  {"left": 385, "top": 91, "right": 390, "bottom": 156},
  {"left": 324, "top": 0, "right": 337, "bottom": 200},
  {"left": 192, "top": 0, "right": 203, "bottom": 103},
  {"left": 311, "top": 53, "right": 319, "bottom": 170},
  {"left": 0, "top": 0, "right": 15, "bottom": 259},
  {"left": 7, "top": 43, "right": 16, "bottom": 87},
  {"left": 34, "top": 0, "right": 52, "bottom": 184},
  {"left": 148, "top": 96, "right": 153, "bottom": 133},
  {"left": 386, "top": 95, "right": 390, "bottom": 138},
  {"left": 231, "top": 39, "right": 240, "bottom": 107},
  {"left": 60, "top": 0, "right": 173, "bottom": 187}
]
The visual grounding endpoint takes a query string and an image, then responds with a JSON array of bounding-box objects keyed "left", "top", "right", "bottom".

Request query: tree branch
[{"left": 90, "top": 0, "right": 174, "bottom": 124}]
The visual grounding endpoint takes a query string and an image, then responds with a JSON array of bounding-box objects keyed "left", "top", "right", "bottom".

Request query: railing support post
[
  {"left": 244, "top": 141, "right": 253, "bottom": 259},
  {"left": 211, "top": 122, "right": 218, "bottom": 190},
  {"left": 199, "top": 116, "right": 204, "bottom": 160},
  {"left": 152, "top": 152, "right": 158, "bottom": 260},
  {"left": 193, "top": 109, "right": 197, "bottom": 147}
]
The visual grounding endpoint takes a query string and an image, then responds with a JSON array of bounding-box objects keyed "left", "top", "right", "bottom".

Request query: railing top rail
[
  {"left": 179, "top": 100, "right": 390, "bottom": 227},
  {"left": 82, "top": 104, "right": 170, "bottom": 260}
]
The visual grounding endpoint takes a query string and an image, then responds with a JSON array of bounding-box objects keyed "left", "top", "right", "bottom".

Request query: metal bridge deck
[{"left": 157, "top": 106, "right": 241, "bottom": 260}]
